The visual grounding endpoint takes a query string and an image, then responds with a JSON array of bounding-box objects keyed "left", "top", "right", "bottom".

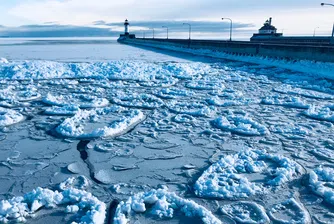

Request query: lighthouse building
[
  {"left": 251, "top": 18, "right": 283, "bottom": 41},
  {"left": 118, "top": 19, "right": 136, "bottom": 40}
]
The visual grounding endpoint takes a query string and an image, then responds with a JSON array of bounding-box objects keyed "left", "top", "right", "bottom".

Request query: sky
[{"left": 0, "top": 0, "right": 333, "bottom": 39}]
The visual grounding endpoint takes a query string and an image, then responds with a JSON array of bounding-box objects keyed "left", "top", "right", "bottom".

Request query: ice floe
[
  {"left": 212, "top": 114, "right": 269, "bottom": 136},
  {"left": 0, "top": 60, "right": 213, "bottom": 81},
  {"left": 44, "top": 105, "right": 81, "bottom": 116},
  {"left": 153, "top": 88, "right": 191, "bottom": 99},
  {"left": 309, "top": 166, "right": 334, "bottom": 205},
  {"left": 43, "top": 93, "right": 109, "bottom": 108},
  {"left": 194, "top": 149, "right": 303, "bottom": 199},
  {"left": 207, "top": 95, "right": 259, "bottom": 107},
  {"left": 0, "top": 58, "right": 9, "bottom": 64},
  {"left": 0, "top": 86, "right": 41, "bottom": 106},
  {"left": 220, "top": 201, "right": 270, "bottom": 224},
  {"left": 268, "top": 198, "right": 311, "bottom": 224},
  {"left": 167, "top": 101, "right": 215, "bottom": 117},
  {"left": 185, "top": 80, "right": 225, "bottom": 90},
  {"left": 303, "top": 106, "right": 334, "bottom": 122},
  {"left": 261, "top": 95, "right": 309, "bottom": 109},
  {"left": 274, "top": 85, "right": 334, "bottom": 100},
  {"left": 173, "top": 114, "right": 195, "bottom": 123},
  {"left": 113, "top": 188, "right": 222, "bottom": 224},
  {"left": 0, "top": 107, "right": 25, "bottom": 126},
  {"left": 0, "top": 180, "right": 106, "bottom": 224},
  {"left": 56, "top": 108, "right": 145, "bottom": 139},
  {"left": 112, "top": 93, "right": 164, "bottom": 109},
  {"left": 270, "top": 125, "right": 309, "bottom": 138}
]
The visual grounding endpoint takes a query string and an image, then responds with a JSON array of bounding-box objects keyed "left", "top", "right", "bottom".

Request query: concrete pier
[{"left": 119, "top": 38, "right": 334, "bottom": 63}]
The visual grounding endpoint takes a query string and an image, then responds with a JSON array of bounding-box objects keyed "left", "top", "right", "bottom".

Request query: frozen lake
[{"left": 0, "top": 38, "right": 333, "bottom": 224}]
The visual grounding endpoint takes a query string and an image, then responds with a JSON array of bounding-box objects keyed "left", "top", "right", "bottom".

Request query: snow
[
  {"left": 1, "top": 41, "right": 334, "bottom": 223},
  {"left": 112, "top": 92, "right": 164, "bottom": 109},
  {"left": 56, "top": 108, "right": 145, "bottom": 139},
  {"left": 153, "top": 88, "right": 191, "bottom": 99},
  {"left": 43, "top": 93, "right": 109, "bottom": 108},
  {"left": 0, "top": 59, "right": 212, "bottom": 81},
  {"left": 212, "top": 114, "right": 269, "bottom": 136},
  {"left": 124, "top": 40, "right": 334, "bottom": 80},
  {"left": 221, "top": 201, "right": 270, "bottom": 224},
  {"left": 113, "top": 188, "right": 222, "bottom": 224},
  {"left": 185, "top": 80, "right": 225, "bottom": 90},
  {"left": 0, "top": 107, "right": 25, "bottom": 126},
  {"left": 268, "top": 198, "right": 311, "bottom": 224},
  {"left": 274, "top": 84, "right": 334, "bottom": 100},
  {"left": 261, "top": 95, "right": 309, "bottom": 109},
  {"left": 44, "top": 105, "right": 81, "bottom": 116},
  {"left": 309, "top": 167, "right": 334, "bottom": 205},
  {"left": 194, "top": 149, "right": 303, "bottom": 199},
  {"left": 0, "top": 178, "right": 106, "bottom": 224},
  {"left": 167, "top": 101, "right": 215, "bottom": 117},
  {"left": 303, "top": 106, "right": 334, "bottom": 122},
  {"left": 207, "top": 95, "right": 259, "bottom": 107}
]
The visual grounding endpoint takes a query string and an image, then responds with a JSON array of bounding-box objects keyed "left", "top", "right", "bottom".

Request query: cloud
[
  {"left": 3, "top": 0, "right": 334, "bottom": 36},
  {"left": 98, "top": 20, "right": 255, "bottom": 33},
  {"left": 0, "top": 25, "right": 118, "bottom": 38},
  {"left": 0, "top": 20, "right": 255, "bottom": 38}
]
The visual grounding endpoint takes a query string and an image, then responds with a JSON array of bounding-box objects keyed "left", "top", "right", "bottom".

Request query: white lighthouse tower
[
  {"left": 118, "top": 19, "right": 136, "bottom": 41},
  {"left": 124, "top": 19, "right": 129, "bottom": 35}
]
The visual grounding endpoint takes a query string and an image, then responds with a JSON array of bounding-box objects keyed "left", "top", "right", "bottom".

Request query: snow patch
[
  {"left": 194, "top": 149, "right": 303, "bottom": 199},
  {"left": 0, "top": 107, "right": 25, "bottom": 126},
  {"left": 0, "top": 180, "right": 106, "bottom": 224},
  {"left": 303, "top": 106, "right": 334, "bottom": 122},
  {"left": 113, "top": 188, "right": 222, "bottom": 224},
  {"left": 309, "top": 166, "right": 334, "bottom": 205},
  {"left": 221, "top": 201, "right": 270, "bottom": 224},
  {"left": 56, "top": 108, "right": 145, "bottom": 139},
  {"left": 43, "top": 93, "right": 109, "bottom": 108},
  {"left": 212, "top": 114, "right": 269, "bottom": 136}
]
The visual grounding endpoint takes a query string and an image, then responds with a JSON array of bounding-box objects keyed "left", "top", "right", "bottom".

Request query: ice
[
  {"left": 0, "top": 58, "right": 9, "bottom": 64},
  {"left": 0, "top": 107, "right": 25, "bottom": 126},
  {"left": 207, "top": 95, "right": 259, "bottom": 107},
  {"left": 194, "top": 149, "right": 303, "bottom": 199},
  {"left": 310, "top": 148, "right": 334, "bottom": 163},
  {"left": 0, "top": 86, "right": 41, "bottom": 106},
  {"left": 167, "top": 100, "right": 215, "bottom": 117},
  {"left": 113, "top": 188, "right": 222, "bottom": 224},
  {"left": 0, "top": 60, "right": 211, "bottom": 81},
  {"left": 212, "top": 114, "right": 269, "bottom": 136},
  {"left": 173, "top": 114, "right": 195, "bottom": 123},
  {"left": 303, "top": 106, "right": 334, "bottom": 122},
  {"left": 270, "top": 125, "right": 309, "bottom": 138},
  {"left": 43, "top": 93, "right": 109, "bottom": 108},
  {"left": 309, "top": 167, "right": 334, "bottom": 205},
  {"left": 153, "top": 88, "right": 191, "bottom": 99},
  {"left": 261, "top": 95, "right": 310, "bottom": 109},
  {"left": 56, "top": 108, "right": 145, "bottom": 139},
  {"left": 221, "top": 201, "right": 270, "bottom": 224},
  {"left": 185, "top": 80, "right": 225, "bottom": 90},
  {"left": 130, "top": 42, "right": 334, "bottom": 80},
  {"left": 112, "top": 92, "right": 164, "bottom": 109},
  {"left": 268, "top": 198, "right": 311, "bottom": 224},
  {"left": 274, "top": 84, "right": 334, "bottom": 100},
  {"left": 0, "top": 179, "right": 106, "bottom": 224},
  {"left": 44, "top": 105, "right": 81, "bottom": 115}
]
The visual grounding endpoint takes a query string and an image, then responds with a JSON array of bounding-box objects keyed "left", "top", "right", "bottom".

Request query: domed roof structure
[{"left": 259, "top": 18, "right": 277, "bottom": 34}]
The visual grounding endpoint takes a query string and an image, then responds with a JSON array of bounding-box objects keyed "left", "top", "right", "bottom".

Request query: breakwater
[{"left": 119, "top": 38, "right": 334, "bottom": 63}]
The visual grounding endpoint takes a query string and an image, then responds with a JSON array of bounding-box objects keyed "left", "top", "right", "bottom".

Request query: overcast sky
[{"left": 0, "top": 0, "right": 333, "bottom": 38}]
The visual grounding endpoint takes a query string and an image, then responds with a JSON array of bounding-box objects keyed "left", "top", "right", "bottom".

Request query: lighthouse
[
  {"left": 124, "top": 19, "right": 129, "bottom": 35},
  {"left": 118, "top": 19, "right": 136, "bottom": 41}
]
